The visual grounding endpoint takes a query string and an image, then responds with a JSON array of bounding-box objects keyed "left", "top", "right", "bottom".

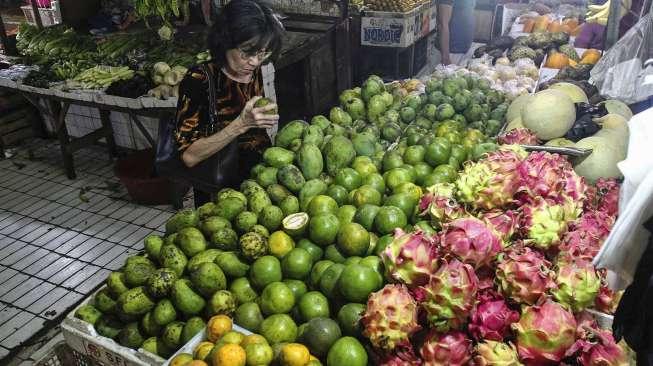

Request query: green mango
[
  {"left": 187, "top": 249, "right": 223, "bottom": 273},
  {"left": 263, "top": 147, "right": 295, "bottom": 168},
  {"left": 171, "top": 279, "right": 206, "bottom": 315},
  {"left": 323, "top": 136, "right": 356, "bottom": 176},
  {"left": 266, "top": 184, "right": 291, "bottom": 204},
  {"left": 141, "top": 311, "right": 161, "bottom": 337},
  {"left": 94, "top": 289, "right": 117, "bottom": 314},
  {"left": 75, "top": 305, "right": 102, "bottom": 325},
  {"left": 296, "top": 144, "right": 323, "bottom": 180},
  {"left": 190, "top": 262, "right": 227, "bottom": 297},
  {"left": 96, "top": 315, "right": 123, "bottom": 339},
  {"left": 298, "top": 179, "right": 328, "bottom": 211},
  {"left": 118, "top": 322, "right": 144, "bottom": 349},
  {"left": 215, "top": 252, "right": 250, "bottom": 278},
  {"left": 106, "top": 272, "right": 129, "bottom": 297},
  {"left": 257, "top": 167, "right": 279, "bottom": 188},
  {"left": 275, "top": 120, "right": 308, "bottom": 148},
  {"left": 199, "top": 216, "right": 231, "bottom": 238},
  {"left": 277, "top": 165, "right": 306, "bottom": 193},
  {"left": 248, "top": 190, "right": 272, "bottom": 215},
  {"left": 146, "top": 268, "right": 177, "bottom": 298},
  {"left": 123, "top": 257, "right": 156, "bottom": 287},
  {"left": 141, "top": 337, "right": 173, "bottom": 358},
  {"left": 117, "top": 287, "right": 155, "bottom": 316},
  {"left": 144, "top": 235, "right": 164, "bottom": 261},
  {"left": 165, "top": 208, "right": 199, "bottom": 234},
  {"left": 153, "top": 299, "right": 177, "bottom": 326},
  {"left": 161, "top": 321, "right": 185, "bottom": 349},
  {"left": 302, "top": 125, "right": 325, "bottom": 146},
  {"left": 160, "top": 244, "right": 188, "bottom": 277},
  {"left": 181, "top": 317, "right": 206, "bottom": 343}
]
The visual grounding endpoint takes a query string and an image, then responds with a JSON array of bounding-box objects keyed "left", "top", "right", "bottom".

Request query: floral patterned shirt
[{"left": 174, "top": 62, "right": 271, "bottom": 153}]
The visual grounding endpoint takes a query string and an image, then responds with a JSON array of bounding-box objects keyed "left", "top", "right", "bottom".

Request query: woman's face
[{"left": 225, "top": 40, "right": 271, "bottom": 78}]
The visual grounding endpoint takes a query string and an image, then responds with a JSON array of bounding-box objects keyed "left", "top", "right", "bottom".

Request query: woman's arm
[
  {"left": 438, "top": 2, "right": 453, "bottom": 65},
  {"left": 181, "top": 97, "right": 279, "bottom": 168}
]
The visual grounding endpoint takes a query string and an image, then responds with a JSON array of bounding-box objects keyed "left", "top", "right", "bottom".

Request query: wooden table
[{"left": 0, "top": 82, "right": 176, "bottom": 179}]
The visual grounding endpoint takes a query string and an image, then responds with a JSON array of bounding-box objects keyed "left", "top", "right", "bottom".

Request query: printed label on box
[
  {"left": 361, "top": 15, "right": 414, "bottom": 47},
  {"left": 83, "top": 341, "right": 128, "bottom": 366}
]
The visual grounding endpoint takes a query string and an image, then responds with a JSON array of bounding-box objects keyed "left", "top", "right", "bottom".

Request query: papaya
[
  {"left": 296, "top": 144, "right": 323, "bottom": 180},
  {"left": 324, "top": 136, "right": 356, "bottom": 176}
]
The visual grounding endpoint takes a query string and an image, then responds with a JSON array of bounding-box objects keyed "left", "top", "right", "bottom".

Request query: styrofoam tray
[
  {"left": 163, "top": 325, "right": 252, "bottom": 366},
  {"left": 61, "top": 286, "right": 165, "bottom": 366}
]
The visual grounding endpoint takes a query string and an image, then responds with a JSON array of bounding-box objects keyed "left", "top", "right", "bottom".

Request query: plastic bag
[
  {"left": 589, "top": 14, "right": 653, "bottom": 104},
  {"left": 594, "top": 107, "right": 653, "bottom": 290}
]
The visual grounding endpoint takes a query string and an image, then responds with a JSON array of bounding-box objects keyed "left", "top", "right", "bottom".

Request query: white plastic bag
[
  {"left": 589, "top": 14, "right": 653, "bottom": 104},
  {"left": 593, "top": 107, "right": 653, "bottom": 290}
]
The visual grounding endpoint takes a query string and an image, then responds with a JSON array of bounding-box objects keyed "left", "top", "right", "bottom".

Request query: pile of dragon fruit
[{"left": 361, "top": 145, "right": 629, "bottom": 365}]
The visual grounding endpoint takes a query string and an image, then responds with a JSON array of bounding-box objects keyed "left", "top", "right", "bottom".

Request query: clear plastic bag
[
  {"left": 594, "top": 107, "right": 653, "bottom": 290},
  {"left": 589, "top": 14, "right": 653, "bottom": 104}
]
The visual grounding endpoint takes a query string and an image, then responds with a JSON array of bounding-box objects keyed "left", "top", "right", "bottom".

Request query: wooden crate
[{"left": 0, "top": 94, "right": 39, "bottom": 149}]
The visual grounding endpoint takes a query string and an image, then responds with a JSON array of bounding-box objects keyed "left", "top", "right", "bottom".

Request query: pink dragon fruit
[
  {"left": 361, "top": 284, "right": 421, "bottom": 350},
  {"left": 497, "top": 128, "right": 540, "bottom": 145},
  {"left": 454, "top": 148, "right": 523, "bottom": 211},
  {"left": 479, "top": 210, "right": 520, "bottom": 245},
  {"left": 418, "top": 183, "right": 466, "bottom": 228},
  {"left": 515, "top": 151, "right": 586, "bottom": 209},
  {"left": 439, "top": 217, "right": 503, "bottom": 269},
  {"left": 374, "top": 345, "right": 423, "bottom": 366},
  {"left": 574, "top": 311, "right": 600, "bottom": 340},
  {"left": 381, "top": 230, "right": 439, "bottom": 288},
  {"left": 594, "top": 269, "right": 622, "bottom": 314},
  {"left": 419, "top": 258, "right": 479, "bottom": 331},
  {"left": 596, "top": 178, "right": 620, "bottom": 218},
  {"left": 558, "top": 211, "right": 615, "bottom": 263},
  {"left": 513, "top": 299, "right": 578, "bottom": 365},
  {"left": 566, "top": 327, "right": 629, "bottom": 366},
  {"left": 420, "top": 330, "right": 472, "bottom": 366},
  {"left": 473, "top": 341, "right": 522, "bottom": 366},
  {"left": 469, "top": 291, "right": 520, "bottom": 341},
  {"left": 551, "top": 259, "right": 601, "bottom": 313},
  {"left": 496, "top": 246, "right": 556, "bottom": 305},
  {"left": 519, "top": 197, "right": 579, "bottom": 250}
]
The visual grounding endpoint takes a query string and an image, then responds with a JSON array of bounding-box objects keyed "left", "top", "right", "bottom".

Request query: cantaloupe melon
[{"left": 521, "top": 89, "right": 576, "bottom": 140}]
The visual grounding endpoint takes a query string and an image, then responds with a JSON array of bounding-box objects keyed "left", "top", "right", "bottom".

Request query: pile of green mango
[{"left": 74, "top": 73, "right": 506, "bottom": 361}]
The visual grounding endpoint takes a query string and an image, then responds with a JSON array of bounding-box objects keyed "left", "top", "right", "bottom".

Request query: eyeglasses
[{"left": 238, "top": 48, "right": 273, "bottom": 61}]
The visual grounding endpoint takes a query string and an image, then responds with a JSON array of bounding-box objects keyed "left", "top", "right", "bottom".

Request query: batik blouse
[{"left": 174, "top": 62, "right": 271, "bottom": 153}]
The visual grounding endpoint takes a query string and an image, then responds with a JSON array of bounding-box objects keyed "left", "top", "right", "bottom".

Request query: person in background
[
  {"left": 438, "top": 0, "right": 476, "bottom": 65},
  {"left": 89, "top": 0, "right": 136, "bottom": 34},
  {"left": 173, "top": 0, "right": 283, "bottom": 205}
]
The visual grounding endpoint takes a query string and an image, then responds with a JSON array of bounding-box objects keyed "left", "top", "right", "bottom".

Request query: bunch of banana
[{"left": 586, "top": 0, "right": 631, "bottom": 25}]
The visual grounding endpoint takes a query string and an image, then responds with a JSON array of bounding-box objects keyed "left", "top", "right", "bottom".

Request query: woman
[
  {"left": 174, "top": 0, "right": 283, "bottom": 205},
  {"left": 437, "top": 0, "right": 476, "bottom": 65}
]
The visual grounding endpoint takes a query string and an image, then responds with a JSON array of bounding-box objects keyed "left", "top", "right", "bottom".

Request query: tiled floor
[{"left": 0, "top": 138, "right": 186, "bottom": 362}]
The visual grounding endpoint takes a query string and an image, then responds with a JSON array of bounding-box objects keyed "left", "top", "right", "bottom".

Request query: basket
[
  {"left": 20, "top": 5, "right": 61, "bottom": 27},
  {"left": 34, "top": 341, "right": 98, "bottom": 366},
  {"left": 114, "top": 149, "right": 172, "bottom": 205}
]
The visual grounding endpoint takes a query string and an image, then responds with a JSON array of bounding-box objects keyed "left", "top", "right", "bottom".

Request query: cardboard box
[{"left": 361, "top": 9, "right": 417, "bottom": 48}]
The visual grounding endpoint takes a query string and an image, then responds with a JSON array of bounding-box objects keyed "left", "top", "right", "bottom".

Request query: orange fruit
[
  {"left": 240, "top": 334, "right": 268, "bottom": 348},
  {"left": 212, "top": 343, "right": 246, "bottom": 366},
  {"left": 187, "top": 361, "right": 208, "bottom": 366},
  {"left": 193, "top": 341, "right": 215, "bottom": 361},
  {"left": 170, "top": 353, "right": 193, "bottom": 366},
  {"left": 279, "top": 343, "right": 310, "bottom": 366},
  {"left": 207, "top": 315, "right": 233, "bottom": 342}
]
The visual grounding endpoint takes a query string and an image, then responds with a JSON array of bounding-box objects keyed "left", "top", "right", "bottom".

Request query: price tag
[{"left": 83, "top": 341, "right": 128, "bottom": 366}]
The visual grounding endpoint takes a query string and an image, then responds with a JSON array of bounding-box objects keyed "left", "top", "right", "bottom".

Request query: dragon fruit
[
  {"left": 381, "top": 230, "right": 439, "bottom": 288},
  {"left": 515, "top": 151, "right": 586, "bottom": 208},
  {"left": 566, "top": 327, "right": 629, "bottom": 366},
  {"left": 497, "top": 128, "right": 540, "bottom": 145},
  {"left": 480, "top": 210, "right": 520, "bottom": 245},
  {"left": 551, "top": 259, "right": 601, "bottom": 313},
  {"left": 455, "top": 148, "right": 523, "bottom": 211},
  {"left": 513, "top": 299, "right": 577, "bottom": 365},
  {"left": 574, "top": 311, "right": 600, "bottom": 340},
  {"left": 419, "top": 258, "right": 478, "bottom": 331},
  {"left": 419, "top": 183, "right": 466, "bottom": 228},
  {"left": 473, "top": 341, "right": 523, "bottom": 366},
  {"left": 595, "top": 178, "right": 620, "bottom": 218},
  {"left": 374, "top": 344, "right": 423, "bottom": 366},
  {"left": 496, "top": 246, "right": 556, "bottom": 305},
  {"left": 594, "top": 269, "right": 622, "bottom": 314},
  {"left": 420, "top": 330, "right": 472, "bottom": 366},
  {"left": 439, "top": 217, "right": 503, "bottom": 269},
  {"left": 519, "top": 197, "right": 578, "bottom": 249},
  {"left": 558, "top": 211, "right": 615, "bottom": 263},
  {"left": 469, "top": 291, "right": 520, "bottom": 341},
  {"left": 361, "top": 284, "right": 421, "bottom": 350}
]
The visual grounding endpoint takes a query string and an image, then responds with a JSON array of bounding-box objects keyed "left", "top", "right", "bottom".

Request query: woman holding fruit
[{"left": 168, "top": 0, "right": 284, "bottom": 205}]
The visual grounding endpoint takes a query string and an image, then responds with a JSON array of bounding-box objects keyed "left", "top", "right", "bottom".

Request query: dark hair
[{"left": 208, "top": 0, "right": 284, "bottom": 66}]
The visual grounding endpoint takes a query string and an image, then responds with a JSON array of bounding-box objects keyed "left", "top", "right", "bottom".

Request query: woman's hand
[{"left": 235, "top": 96, "right": 279, "bottom": 133}]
